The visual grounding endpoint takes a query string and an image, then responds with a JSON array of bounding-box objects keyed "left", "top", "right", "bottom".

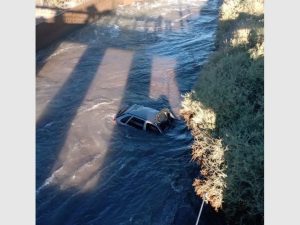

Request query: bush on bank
[{"left": 180, "top": 0, "right": 264, "bottom": 224}]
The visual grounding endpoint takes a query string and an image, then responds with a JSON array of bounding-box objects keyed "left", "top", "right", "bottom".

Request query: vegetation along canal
[{"left": 36, "top": 0, "right": 225, "bottom": 224}]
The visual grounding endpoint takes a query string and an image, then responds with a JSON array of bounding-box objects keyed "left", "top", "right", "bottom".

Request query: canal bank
[{"left": 180, "top": 0, "right": 264, "bottom": 224}]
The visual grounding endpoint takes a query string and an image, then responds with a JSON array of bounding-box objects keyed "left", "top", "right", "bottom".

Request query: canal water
[{"left": 36, "top": 0, "right": 225, "bottom": 224}]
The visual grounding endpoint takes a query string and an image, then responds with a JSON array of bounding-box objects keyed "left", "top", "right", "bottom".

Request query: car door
[{"left": 145, "top": 122, "right": 161, "bottom": 134}]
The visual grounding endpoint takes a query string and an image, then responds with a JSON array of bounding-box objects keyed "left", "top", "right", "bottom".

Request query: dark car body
[{"left": 114, "top": 104, "right": 175, "bottom": 134}]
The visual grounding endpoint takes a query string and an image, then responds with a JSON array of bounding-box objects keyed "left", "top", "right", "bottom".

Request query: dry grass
[
  {"left": 180, "top": 0, "right": 264, "bottom": 224},
  {"left": 181, "top": 93, "right": 226, "bottom": 210}
]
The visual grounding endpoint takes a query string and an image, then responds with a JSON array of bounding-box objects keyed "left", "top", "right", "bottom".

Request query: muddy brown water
[{"left": 36, "top": 0, "right": 225, "bottom": 224}]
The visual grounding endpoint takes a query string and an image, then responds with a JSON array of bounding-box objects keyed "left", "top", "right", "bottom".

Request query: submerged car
[{"left": 114, "top": 104, "right": 175, "bottom": 134}]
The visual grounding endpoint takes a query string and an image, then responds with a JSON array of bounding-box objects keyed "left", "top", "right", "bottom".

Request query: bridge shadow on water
[{"left": 36, "top": 0, "right": 226, "bottom": 224}]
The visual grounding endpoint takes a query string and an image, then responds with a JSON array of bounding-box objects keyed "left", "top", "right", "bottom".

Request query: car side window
[
  {"left": 120, "top": 116, "right": 131, "bottom": 124},
  {"left": 127, "top": 117, "right": 144, "bottom": 130},
  {"left": 146, "top": 123, "right": 160, "bottom": 134}
]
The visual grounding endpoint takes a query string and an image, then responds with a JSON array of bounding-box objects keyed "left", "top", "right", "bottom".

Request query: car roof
[{"left": 125, "top": 104, "right": 159, "bottom": 123}]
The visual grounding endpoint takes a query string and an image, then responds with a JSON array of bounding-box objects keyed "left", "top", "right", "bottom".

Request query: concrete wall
[{"left": 36, "top": 0, "right": 137, "bottom": 51}]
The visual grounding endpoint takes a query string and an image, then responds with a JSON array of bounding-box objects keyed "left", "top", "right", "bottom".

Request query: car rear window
[
  {"left": 127, "top": 117, "right": 144, "bottom": 130},
  {"left": 121, "top": 116, "right": 131, "bottom": 124}
]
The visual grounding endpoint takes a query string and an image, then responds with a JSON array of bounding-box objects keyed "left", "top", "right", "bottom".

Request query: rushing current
[{"left": 36, "top": 0, "right": 224, "bottom": 224}]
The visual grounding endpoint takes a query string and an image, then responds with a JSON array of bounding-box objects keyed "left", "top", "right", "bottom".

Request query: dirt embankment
[
  {"left": 35, "top": 0, "right": 137, "bottom": 23},
  {"left": 180, "top": 0, "right": 264, "bottom": 224},
  {"left": 36, "top": 0, "right": 86, "bottom": 22}
]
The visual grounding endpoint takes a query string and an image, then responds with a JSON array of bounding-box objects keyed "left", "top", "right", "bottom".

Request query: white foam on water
[{"left": 36, "top": 165, "right": 65, "bottom": 193}]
